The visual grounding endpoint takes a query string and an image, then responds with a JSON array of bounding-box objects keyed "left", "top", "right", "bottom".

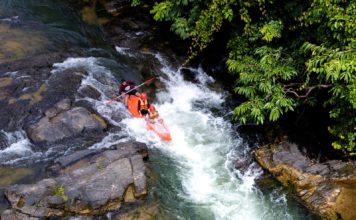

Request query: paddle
[{"left": 106, "top": 77, "right": 156, "bottom": 105}]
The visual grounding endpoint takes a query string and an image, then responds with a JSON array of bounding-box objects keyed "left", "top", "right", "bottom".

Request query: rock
[
  {"left": 0, "top": 53, "right": 82, "bottom": 131},
  {"left": 112, "top": 204, "right": 160, "bottom": 220},
  {"left": 131, "top": 154, "right": 147, "bottom": 197},
  {"left": 124, "top": 185, "right": 137, "bottom": 203},
  {"left": 0, "top": 167, "right": 33, "bottom": 187},
  {"left": 101, "top": 5, "right": 186, "bottom": 66},
  {"left": 45, "top": 70, "right": 84, "bottom": 102},
  {"left": 78, "top": 85, "right": 102, "bottom": 100},
  {"left": 46, "top": 196, "right": 66, "bottom": 208},
  {"left": 54, "top": 98, "right": 71, "bottom": 112},
  {"left": 255, "top": 141, "right": 356, "bottom": 220},
  {"left": 1, "top": 209, "right": 39, "bottom": 220},
  {"left": 44, "top": 107, "right": 57, "bottom": 118},
  {"left": 4, "top": 141, "right": 149, "bottom": 217},
  {"left": 0, "top": 131, "right": 8, "bottom": 150},
  {"left": 27, "top": 107, "right": 107, "bottom": 143},
  {"left": 112, "top": 141, "right": 149, "bottom": 159},
  {"left": 234, "top": 158, "right": 252, "bottom": 171},
  {"left": 55, "top": 149, "right": 100, "bottom": 168},
  {"left": 100, "top": 0, "right": 131, "bottom": 16}
]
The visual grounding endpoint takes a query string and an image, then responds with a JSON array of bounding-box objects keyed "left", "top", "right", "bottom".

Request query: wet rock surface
[
  {"left": 0, "top": 52, "right": 113, "bottom": 150},
  {"left": 97, "top": 1, "right": 187, "bottom": 67},
  {"left": 27, "top": 104, "right": 107, "bottom": 143},
  {"left": 0, "top": 53, "right": 82, "bottom": 132},
  {"left": 255, "top": 142, "right": 356, "bottom": 220},
  {"left": 112, "top": 203, "right": 160, "bottom": 220},
  {"left": 100, "top": 0, "right": 131, "bottom": 16},
  {"left": 3, "top": 141, "right": 148, "bottom": 218}
]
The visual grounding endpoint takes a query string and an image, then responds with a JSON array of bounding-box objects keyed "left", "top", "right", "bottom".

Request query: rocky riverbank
[
  {"left": 0, "top": 0, "right": 186, "bottom": 218},
  {"left": 255, "top": 141, "right": 356, "bottom": 220},
  {"left": 0, "top": 50, "right": 155, "bottom": 218},
  {"left": 2, "top": 141, "right": 149, "bottom": 219},
  {"left": 0, "top": 1, "right": 157, "bottom": 218},
  {"left": 2, "top": 0, "right": 353, "bottom": 219}
]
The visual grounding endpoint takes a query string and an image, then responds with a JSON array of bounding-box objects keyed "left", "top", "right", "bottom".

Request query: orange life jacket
[{"left": 138, "top": 99, "right": 148, "bottom": 111}]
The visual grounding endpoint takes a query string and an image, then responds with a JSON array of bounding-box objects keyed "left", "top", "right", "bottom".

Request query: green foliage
[
  {"left": 139, "top": 0, "right": 356, "bottom": 154},
  {"left": 53, "top": 186, "right": 68, "bottom": 202},
  {"left": 190, "top": 0, "right": 236, "bottom": 54},
  {"left": 302, "top": 41, "right": 356, "bottom": 153},
  {"left": 149, "top": 0, "right": 237, "bottom": 59},
  {"left": 299, "top": 0, "right": 356, "bottom": 153},
  {"left": 171, "top": 18, "right": 191, "bottom": 39},
  {"left": 260, "top": 20, "right": 283, "bottom": 42},
  {"left": 150, "top": 1, "right": 173, "bottom": 21},
  {"left": 131, "top": 0, "right": 141, "bottom": 7},
  {"left": 228, "top": 44, "right": 297, "bottom": 125}
]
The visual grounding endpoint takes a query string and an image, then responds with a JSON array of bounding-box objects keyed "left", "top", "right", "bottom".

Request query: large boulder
[
  {"left": 0, "top": 54, "right": 83, "bottom": 132},
  {"left": 255, "top": 142, "right": 356, "bottom": 220},
  {"left": 3, "top": 141, "right": 148, "bottom": 218},
  {"left": 27, "top": 103, "right": 107, "bottom": 143}
]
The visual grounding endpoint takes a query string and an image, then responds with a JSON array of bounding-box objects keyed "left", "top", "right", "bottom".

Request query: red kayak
[
  {"left": 126, "top": 95, "right": 172, "bottom": 141},
  {"left": 145, "top": 117, "right": 172, "bottom": 141}
]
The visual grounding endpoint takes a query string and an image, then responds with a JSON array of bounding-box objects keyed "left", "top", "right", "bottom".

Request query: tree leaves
[
  {"left": 260, "top": 20, "right": 283, "bottom": 42},
  {"left": 138, "top": 0, "right": 356, "bottom": 154},
  {"left": 171, "top": 18, "right": 191, "bottom": 39},
  {"left": 228, "top": 43, "right": 298, "bottom": 126}
]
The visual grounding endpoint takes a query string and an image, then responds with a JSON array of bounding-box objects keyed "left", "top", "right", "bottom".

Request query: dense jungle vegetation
[{"left": 131, "top": 0, "right": 355, "bottom": 154}]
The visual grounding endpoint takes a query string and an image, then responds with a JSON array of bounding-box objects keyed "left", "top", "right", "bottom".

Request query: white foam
[
  {"left": 51, "top": 57, "right": 126, "bottom": 126},
  {"left": 50, "top": 55, "right": 292, "bottom": 219},
  {"left": 119, "top": 53, "right": 277, "bottom": 219},
  {"left": 0, "top": 130, "right": 35, "bottom": 165},
  {"left": 115, "top": 46, "right": 135, "bottom": 57}
]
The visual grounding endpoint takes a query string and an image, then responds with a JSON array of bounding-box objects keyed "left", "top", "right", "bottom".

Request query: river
[{"left": 0, "top": 1, "right": 317, "bottom": 219}]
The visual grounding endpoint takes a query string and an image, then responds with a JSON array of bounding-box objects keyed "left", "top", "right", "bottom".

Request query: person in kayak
[
  {"left": 118, "top": 80, "right": 137, "bottom": 95},
  {"left": 119, "top": 80, "right": 139, "bottom": 105},
  {"left": 138, "top": 93, "right": 149, "bottom": 116},
  {"left": 147, "top": 105, "right": 159, "bottom": 123}
]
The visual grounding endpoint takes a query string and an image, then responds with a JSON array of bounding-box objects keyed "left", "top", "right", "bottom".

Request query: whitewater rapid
[
  {"left": 0, "top": 52, "right": 304, "bottom": 219},
  {"left": 116, "top": 53, "right": 295, "bottom": 219}
]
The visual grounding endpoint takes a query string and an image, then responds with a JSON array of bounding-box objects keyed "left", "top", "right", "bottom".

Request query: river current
[{"left": 0, "top": 1, "right": 317, "bottom": 219}]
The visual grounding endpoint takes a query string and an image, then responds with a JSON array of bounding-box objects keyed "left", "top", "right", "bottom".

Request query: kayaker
[
  {"left": 138, "top": 93, "right": 149, "bottom": 116},
  {"left": 118, "top": 80, "right": 137, "bottom": 95},
  {"left": 119, "top": 80, "right": 139, "bottom": 105},
  {"left": 147, "top": 105, "right": 159, "bottom": 123}
]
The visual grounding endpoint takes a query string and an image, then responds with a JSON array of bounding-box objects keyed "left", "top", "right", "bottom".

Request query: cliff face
[{"left": 255, "top": 142, "right": 356, "bottom": 220}]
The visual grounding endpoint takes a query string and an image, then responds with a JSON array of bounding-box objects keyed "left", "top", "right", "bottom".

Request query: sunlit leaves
[
  {"left": 228, "top": 42, "right": 298, "bottom": 126},
  {"left": 150, "top": 1, "right": 173, "bottom": 21},
  {"left": 260, "top": 20, "right": 283, "bottom": 42},
  {"left": 302, "top": 25, "right": 356, "bottom": 153},
  {"left": 131, "top": 0, "right": 141, "bottom": 7}
]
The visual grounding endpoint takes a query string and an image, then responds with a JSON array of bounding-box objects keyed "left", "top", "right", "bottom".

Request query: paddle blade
[
  {"left": 106, "top": 97, "right": 118, "bottom": 105},
  {"left": 144, "top": 77, "right": 156, "bottom": 85}
]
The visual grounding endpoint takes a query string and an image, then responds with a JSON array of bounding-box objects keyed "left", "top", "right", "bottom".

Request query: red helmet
[
  {"left": 140, "top": 93, "right": 147, "bottom": 100},
  {"left": 149, "top": 105, "right": 155, "bottom": 111}
]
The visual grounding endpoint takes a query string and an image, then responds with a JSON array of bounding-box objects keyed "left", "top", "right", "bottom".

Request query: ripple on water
[{"left": 0, "top": 23, "right": 48, "bottom": 63}]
